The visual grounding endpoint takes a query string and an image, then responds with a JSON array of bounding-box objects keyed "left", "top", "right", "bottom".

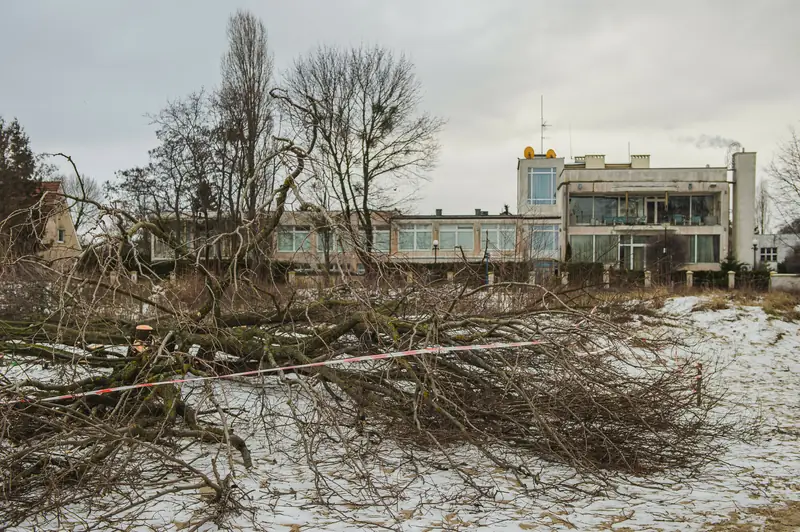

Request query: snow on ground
[{"left": 3, "top": 296, "right": 800, "bottom": 531}]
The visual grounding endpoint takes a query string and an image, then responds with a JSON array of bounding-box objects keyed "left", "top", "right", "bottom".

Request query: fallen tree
[{"left": 0, "top": 259, "right": 744, "bottom": 529}]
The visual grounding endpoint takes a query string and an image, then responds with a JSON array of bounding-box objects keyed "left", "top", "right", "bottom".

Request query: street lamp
[
  {"left": 433, "top": 239, "right": 439, "bottom": 264},
  {"left": 663, "top": 222, "right": 670, "bottom": 282},
  {"left": 752, "top": 238, "right": 758, "bottom": 269}
]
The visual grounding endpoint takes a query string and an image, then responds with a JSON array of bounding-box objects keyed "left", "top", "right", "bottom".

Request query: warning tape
[{"left": 2, "top": 341, "right": 541, "bottom": 405}]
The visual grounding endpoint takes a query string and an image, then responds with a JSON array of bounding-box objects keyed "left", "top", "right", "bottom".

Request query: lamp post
[
  {"left": 752, "top": 238, "right": 758, "bottom": 269},
  {"left": 663, "top": 222, "right": 669, "bottom": 282},
  {"left": 433, "top": 239, "right": 439, "bottom": 265}
]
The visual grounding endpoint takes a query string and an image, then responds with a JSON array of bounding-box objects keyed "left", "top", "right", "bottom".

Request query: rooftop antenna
[
  {"left": 569, "top": 123, "right": 573, "bottom": 161},
  {"left": 628, "top": 141, "right": 631, "bottom": 162},
  {"left": 540, "top": 95, "right": 551, "bottom": 153}
]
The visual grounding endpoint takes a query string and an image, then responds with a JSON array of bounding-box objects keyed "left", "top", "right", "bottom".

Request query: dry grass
[
  {"left": 693, "top": 294, "right": 731, "bottom": 312},
  {"left": 761, "top": 292, "right": 800, "bottom": 320},
  {"left": 704, "top": 501, "right": 800, "bottom": 531}
]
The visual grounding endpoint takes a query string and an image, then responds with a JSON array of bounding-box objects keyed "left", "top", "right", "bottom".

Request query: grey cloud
[{"left": 1, "top": 0, "right": 798, "bottom": 214}]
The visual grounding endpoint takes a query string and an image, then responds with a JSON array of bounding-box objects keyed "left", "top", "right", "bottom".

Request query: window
[
  {"left": 277, "top": 226, "right": 311, "bottom": 252},
  {"left": 317, "top": 230, "right": 344, "bottom": 255},
  {"left": 689, "top": 235, "right": 720, "bottom": 263},
  {"left": 618, "top": 235, "right": 647, "bottom": 270},
  {"left": 481, "top": 224, "right": 516, "bottom": 251},
  {"left": 349, "top": 228, "right": 391, "bottom": 253},
  {"left": 594, "top": 235, "right": 620, "bottom": 263},
  {"left": 152, "top": 237, "right": 173, "bottom": 260},
  {"left": 439, "top": 224, "right": 474, "bottom": 251},
  {"left": 690, "top": 195, "right": 714, "bottom": 222},
  {"left": 569, "top": 235, "right": 594, "bottom": 262},
  {"left": 760, "top": 247, "right": 778, "bottom": 262},
  {"left": 372, "top": 229, "right": 390, "bottom": 252},
  {"left": 528, "top": 168, "right": 557, "bottom": 205},
  {"left": 569, "top": 235, "right": 620, "bottom": 264},
  {"left": 57, "top": 228, "right": 65, "bottom": 243},
  {"left": 530, "top": 225, "right": 558, "bottom": 253},
  {"left": 569, "top": 196, "right": 594, "bottom": 224},
  {"left": 356, "top": 228, "right": 391, "bottom": 253},
  {"left": 398, "top": 224, "right": 432, "bottom": 251},
  {"left": 594, "top": 197, "right": 619, "bottom": 223}
]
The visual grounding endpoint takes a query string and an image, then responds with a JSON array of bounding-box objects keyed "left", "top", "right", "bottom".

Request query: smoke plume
[{"left": 678, "top": 134, "right": 740, "bottom": 150}]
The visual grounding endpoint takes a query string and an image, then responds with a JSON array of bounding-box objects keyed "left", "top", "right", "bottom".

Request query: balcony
[
  {"left": 568, "top": 194, "right": 721, "bottom": 228},
  {"left": 592, "top": 214, "right": 719, "bottom": 227}
]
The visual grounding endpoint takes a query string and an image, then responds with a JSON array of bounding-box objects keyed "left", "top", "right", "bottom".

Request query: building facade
[
  {"left": 151, "top": 148, "right": 763, "bottom": 275},
  {"left": 516, "top": 149, "right": 757, "bottom": 272}
]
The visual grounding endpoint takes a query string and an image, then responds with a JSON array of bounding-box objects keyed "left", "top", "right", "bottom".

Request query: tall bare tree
[
  {"left": 768, "top": 127, "right": 800, "bottom": 235},
  {"left": 218, "top": 9, "right": 276, "bottom": 223},
  {"left": 278, "top": 45, "right": 444, "bottom": 258},
  {"left": 755, "top": 178, "right": 771, "bottom": 234}
]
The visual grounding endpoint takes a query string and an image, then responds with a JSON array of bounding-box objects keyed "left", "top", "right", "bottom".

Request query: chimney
[
  {"left": 630, "top": 154, "right": 650, "bottom": 169},
  {"left": 585, "top": 154, "right": 605, "bottom": 169},
  {"left": 435, "top": 208, "right": 442, "bottom": 216},
  {"left": 475, "top": 208, "right": 482, "bottom": 216}
]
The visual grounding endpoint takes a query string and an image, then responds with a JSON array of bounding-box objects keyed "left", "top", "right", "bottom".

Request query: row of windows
[
  {"left": 277, "top": 228, "right": 392, "bottom": 253},
  {"left": 568, "top": 195, "right": 719, "bottom": 225},
  {"left": 569, "top": 234, "right": 720, "bottom": 265},
  {"left": 276, "top": 224, "right": 562, "bottom": 253}
]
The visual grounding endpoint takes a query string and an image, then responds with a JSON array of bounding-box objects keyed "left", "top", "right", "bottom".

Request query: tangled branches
[{"left": 0, "top": 269, "right": 743, "bottom": 529}]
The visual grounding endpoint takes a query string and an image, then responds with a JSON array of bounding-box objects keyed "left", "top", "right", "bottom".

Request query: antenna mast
[
  {"left": 569, "top": 123, "right": 573, "bottom": 161},
  {"left": 540, "top": 95, "right": 550, "bottom": 153}
]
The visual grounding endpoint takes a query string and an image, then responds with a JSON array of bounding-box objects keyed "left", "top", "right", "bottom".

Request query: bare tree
[
  {"left": 768, "top": 127, "right": 800, "bottom": 234},
  {"left": 755, "top": 178, "right": 771, "bottom": 234},
  {"left": 218, "top": 9, "right": 276, "bottom": 224},
  {"left": 60, "top": 173, "right": 103, "bottom": 236},
  {"left": 277, "top": 45, "right": 444, "bottom": 260}
]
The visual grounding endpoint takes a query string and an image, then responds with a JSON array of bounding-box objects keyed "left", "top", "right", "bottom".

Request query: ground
[{"left": 3, "top": 295, "right": 800, "bottom": 531}]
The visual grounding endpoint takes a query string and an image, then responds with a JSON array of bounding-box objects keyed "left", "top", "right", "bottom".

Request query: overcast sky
[{"left": 2, "top": 0, "right": 798, "bottom": 215}]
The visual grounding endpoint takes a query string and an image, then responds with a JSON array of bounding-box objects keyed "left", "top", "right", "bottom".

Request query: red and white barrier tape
[{"left": 3, "top": 340, "right": 541, "bottom": 405}]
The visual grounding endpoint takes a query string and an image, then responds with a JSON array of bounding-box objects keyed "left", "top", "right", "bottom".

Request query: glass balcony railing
[{"left": 591, "top": 214, "right": 719, "bottom": 226}]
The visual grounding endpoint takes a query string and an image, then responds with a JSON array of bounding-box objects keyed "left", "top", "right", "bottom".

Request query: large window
[
  {"left": 619, "top": 235, "right": 647, "bottom": 270},
  {"left": 688, "top": 235, "right": 720, "bottom": 263},
  {"left": 398, "top": 224, "right": 432, "bottom": 251},
  {"left": 594, "top": 197, "right": 619, "bottom": 224},
  {"left": 667, "top": 195, "right": 717, "bottom": 224},
  {"left": 569, "top": 235, "right": 619, "bottom": 263},
  {"left": 354, "top": 228, "right": 391, "bottom": 253},
  {"left": 439, "top": 224, "right": 474, "bottom": 251},
  {"left": 594, "top": 235, "right": 620, "bottom": 263},
  {"left": 760, "top": 247, "right": 778, "bottom": 262},
  {"left": 569, "top": 196, "right": 594, "bottom": 224},
  {"left": 530, "top": 225, "right": 559, "bottom": 253},
  {"left": 277, "top": 226, "right": 311, "bottom": 252},
  {"left": 528, "top": 168, "right": 557, "bottom": 205},
  {"left": 373, "top": 229, "right": 390, "bottom": 252},
  {"left": 690, "top": 195, "right": 714, "bottom": 223},
  {"left": 569, "top": 235, "right": 594, "bottom": 262},
  {"left": 481, "top": 224, "right": 516, "bottom": 251},
  {"left": 317, "top": 230, "right": 344, "bottom": 255}
]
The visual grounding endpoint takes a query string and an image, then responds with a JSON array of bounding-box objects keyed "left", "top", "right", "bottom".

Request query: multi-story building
[{"left": 517, "top": 148, "right": 757, "bottom": 271}]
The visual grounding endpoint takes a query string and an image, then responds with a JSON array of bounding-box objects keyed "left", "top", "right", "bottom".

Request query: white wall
[
  {"left": 732, "top": 152, "right": 757, "bottom": 267},
  {"left": 770, "top": 274, "right": 800, "bottom": 292}
]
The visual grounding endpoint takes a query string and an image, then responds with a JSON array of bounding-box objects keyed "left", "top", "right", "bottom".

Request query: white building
[{"left": 517, "top": 148, "right": 757, "bottom": 271}]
